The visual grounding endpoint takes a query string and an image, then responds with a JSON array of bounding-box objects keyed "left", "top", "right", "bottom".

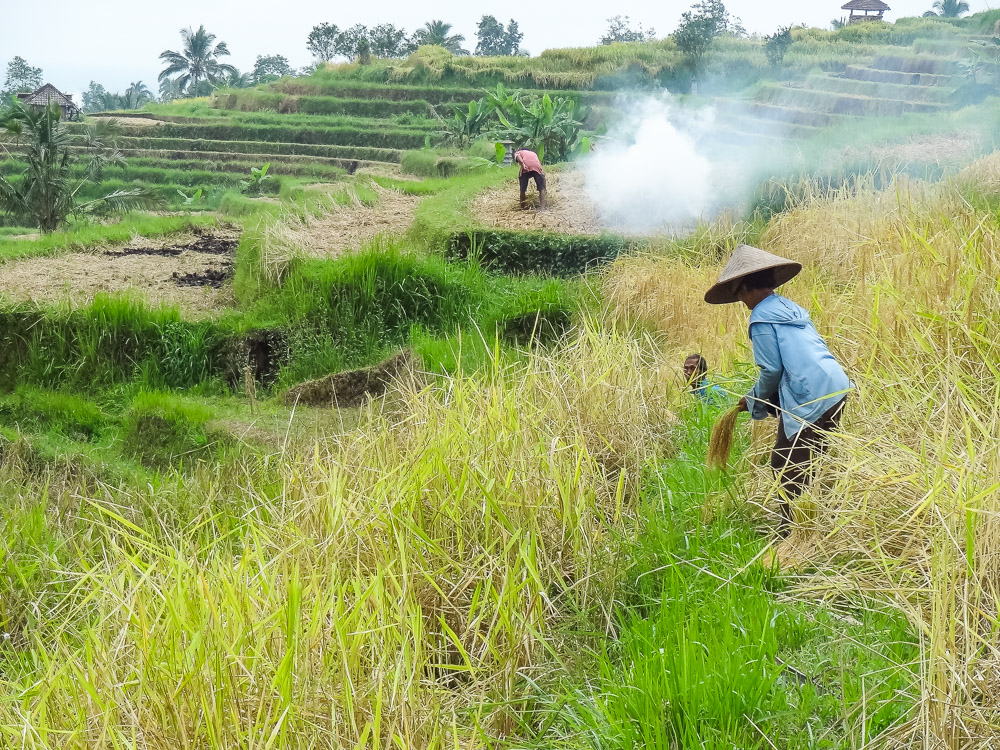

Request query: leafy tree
[
  {"left": 764, "top": 26, "right": 794, "bottom": 67},
  {"left": 252, "top": 54, "right": 293, "bottom": 84},
  {"left": 476, "top": 15, "right": 506, "bottom": 54},
  {"left": 337, "top": 25, "right": 372, "bottom": 63},
  {"left": 307, "top": 22, "right": 341, "bottom": 61},
  {"left": 158, "top": 26, "right": 237, "bottom": 98},
  {"left": 0, "top": 101, "right": 156, "bottom": 232},
  {"left": 924, "top": 0, "right": 970, "bottom": 17},
  {"left": 82, "top": 81, "right": 109, "bottom": 113},
  {"left": 1, "top": 57, "right": 43, "bottom": 102},
  {"left": 413, "top": 21, "right": 469, "bottom": 55},
  {"left": 600, "top": 16, "right": 656, "bottom": 44},
  {"left": 673, "top": 1, "right": 732, "bottom": 71},
  {"left": 673, "top": 16, "right": 716, "bottom": 68},
  {"left": 505, "top": 21, "right": 525, "bottom": 56},
  {"left": 82, "top": 81, "right": 154, "bottom": 113},
  {"left": 831, "top": 17, "right": 847, "bottom": 29},
  {"left": 475, "top": 16, "right": 524, "bottom": 55},
  {"left": 370, "top": 24, "right": 412, "bottom": 57}
]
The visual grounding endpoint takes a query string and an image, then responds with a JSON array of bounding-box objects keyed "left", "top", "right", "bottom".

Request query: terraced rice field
[{"left": 718, "top": 47, "right": 967, "bottom": 142}]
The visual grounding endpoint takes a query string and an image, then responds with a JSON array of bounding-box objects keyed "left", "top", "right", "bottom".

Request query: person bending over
[{"left": 514, "top": 148, "right": 546, "bottom": 210}]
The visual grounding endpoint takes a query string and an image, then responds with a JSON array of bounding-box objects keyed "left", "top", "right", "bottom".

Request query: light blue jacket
[
  {"left": 745, "top": 294, "right": 851, "bottom": 439},
  {"left": 693, "top": 379, "right": 726, "bottom": 406}
]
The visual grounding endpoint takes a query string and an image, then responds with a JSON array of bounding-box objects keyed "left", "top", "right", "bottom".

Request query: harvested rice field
[
  {"left": 472, "top": 169, "right": 611, "bottom": 234},
  {"left": 0, "top": 229, "right": 238, "bottom": 316},
  {"left": 7, "top": 15, "right": 1000, "bottom": 750},
  {"left": 289, "top": 183, "right": 422, "bottom": 257}
]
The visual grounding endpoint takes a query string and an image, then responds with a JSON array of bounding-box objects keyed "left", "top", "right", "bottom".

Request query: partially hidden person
[
  {"left": 514, "top": 148, "right": 546, "bottom": 210},
  {"left": 704, "top": 244, "right": 851, "bottom": 532},
  {"left": 684, "top": 353, "right": 725, "bottom": 405}
]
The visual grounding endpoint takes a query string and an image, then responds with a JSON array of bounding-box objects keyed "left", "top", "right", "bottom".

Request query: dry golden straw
[{"left": 706, "top": 406, "right": 743, "bottom": 470}]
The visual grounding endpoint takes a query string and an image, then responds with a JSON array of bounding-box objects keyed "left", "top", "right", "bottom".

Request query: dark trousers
[{"left": 771, "top": 398, "right": 845, "bottom": 525}]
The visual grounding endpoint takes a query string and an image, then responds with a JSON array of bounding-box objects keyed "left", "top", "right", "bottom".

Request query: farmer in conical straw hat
[{"left": 705, "top": 245, "right": 851, "bottom": 533}]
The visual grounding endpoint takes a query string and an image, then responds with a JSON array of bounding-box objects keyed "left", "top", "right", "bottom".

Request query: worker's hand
[{"left": 736, "top": 396, "right": 748, "bottom": 412}]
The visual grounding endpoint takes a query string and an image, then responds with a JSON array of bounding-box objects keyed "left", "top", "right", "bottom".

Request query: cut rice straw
[{"left": 706, "top": 405, "right": 743, "bottom": 470}]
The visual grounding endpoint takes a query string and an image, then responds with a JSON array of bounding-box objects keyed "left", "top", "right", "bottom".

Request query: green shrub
[
  {"left": 0, "top": 387, "right": 109, "bottom": 442},
  {"left": 121, "top": 391, "right": 221, "bottom": 467},
  {"left": 0, "top": 296, "right": 231, "bottom": 391},
  {"left": 400, "top": 150, "right": 468, "bottom": 178},
  {"left": 447, "top": 230, "right": 634, "bottom": 277}
]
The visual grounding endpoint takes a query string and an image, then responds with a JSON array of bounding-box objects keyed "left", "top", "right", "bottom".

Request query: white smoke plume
[{"left": 583, "top": 96, "right": 761, "bottom": 233}]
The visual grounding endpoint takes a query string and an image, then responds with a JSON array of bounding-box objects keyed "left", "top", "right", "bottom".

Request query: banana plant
[
  {"left": 240, "top": 162, "right": 273, "bottom": 195},
  {"left": 443, "top": 97, "right": 494, "bottom": 148},
  {"left": 482, "top": 83, "right": 519, "bottom": 113},
  {"left": 496, "top": 93, "right": 585, "bottom": 163}
]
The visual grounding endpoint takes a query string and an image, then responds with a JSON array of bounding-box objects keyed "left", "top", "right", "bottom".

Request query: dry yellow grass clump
[
  {"left": 600, "top": 159, "right": 1000, "bottom": 745},
  {"left": 0, "top": 327, "right": 675, "bottom": 748}
]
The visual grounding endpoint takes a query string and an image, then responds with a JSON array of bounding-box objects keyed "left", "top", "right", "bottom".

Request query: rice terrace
[{"left": 4, "top": 1, "right": 1000, "bottom": 746}]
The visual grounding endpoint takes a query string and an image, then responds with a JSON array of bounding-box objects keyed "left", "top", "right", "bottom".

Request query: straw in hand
[{"left": 706, "top": 406, "right": 743, "bottom": 470}]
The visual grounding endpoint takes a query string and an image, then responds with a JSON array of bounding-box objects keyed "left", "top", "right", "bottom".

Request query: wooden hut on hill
[
  {"left": 16, "top": 84, "right": 81, "bottom": 120},
  {"left": 842, "top": 0, "right": 890, "bottom": 24}
]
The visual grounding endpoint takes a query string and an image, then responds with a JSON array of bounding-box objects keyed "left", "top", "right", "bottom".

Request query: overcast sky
[{"left": 2, "top": 0, "right": 995, "bottom": 97}]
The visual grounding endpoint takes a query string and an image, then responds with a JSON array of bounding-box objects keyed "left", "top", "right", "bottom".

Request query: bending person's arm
[{"left": 745, "top": 323, "right": 782, "bottom": 420}]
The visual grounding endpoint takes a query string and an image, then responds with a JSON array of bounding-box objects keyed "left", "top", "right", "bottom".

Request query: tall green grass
[{"left": 537, "top": 406, "right": 919, "bottom": 749}]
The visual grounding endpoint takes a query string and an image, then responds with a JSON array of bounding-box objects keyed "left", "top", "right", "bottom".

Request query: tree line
[{"left": 18, "top": 0, "right": 972, "bottom": 112}]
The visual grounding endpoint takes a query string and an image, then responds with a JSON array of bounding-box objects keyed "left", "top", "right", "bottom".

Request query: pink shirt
[{"left": 515, "top": 150, "right": 544, "bottom": 175}]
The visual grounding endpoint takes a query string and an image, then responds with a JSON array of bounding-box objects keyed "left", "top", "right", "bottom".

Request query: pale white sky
[{"left": 2, "top": 0, "right": 995, "bottom": 95}]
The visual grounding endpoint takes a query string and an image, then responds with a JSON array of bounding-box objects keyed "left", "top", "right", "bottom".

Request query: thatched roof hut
[
  {"left": 841, "top": 0, "right": 890, "bottom": 23},
  {"left": 16, "top": 84, "right": 81, "bottom": 120}
]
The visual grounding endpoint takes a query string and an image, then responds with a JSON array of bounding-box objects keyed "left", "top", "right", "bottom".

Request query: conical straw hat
[{"left": 703, "top": 244, "right": 802, "bottom": 305}]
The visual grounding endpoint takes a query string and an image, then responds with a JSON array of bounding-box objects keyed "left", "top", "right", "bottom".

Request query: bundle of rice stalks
[{"left": 706, "top": 405, "right": 743, "bottom": 470}]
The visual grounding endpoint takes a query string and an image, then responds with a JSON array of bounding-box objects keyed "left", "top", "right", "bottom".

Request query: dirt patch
[
  {"left": 89, "top": 114, "right": 170, "bottom": 128},
  {"left": 471, "top": 169, "right": 677, "bottom": 236},
  {"left": 283, "top": 350, "right": 416, "bottom": 408},
  {"left": 0, "top": 229, "right": 239, "bottom": 317},
  {"left": 172, "top": 268, "right": 229, "bottom": 288},
  {"left": 104, "top": 232, "right": 238, "bottom": 259},
  {"left": 288, "top": 183, "right": 421, "bottom": 258},
  {"left": 472, "top": 170, "right": 610, "bottom": 235}
]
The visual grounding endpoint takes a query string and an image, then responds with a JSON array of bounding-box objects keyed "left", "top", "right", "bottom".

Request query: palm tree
[
  {"left": 413, "top": 20, "right": 469, "bottom": 55},
  {"left": 923, "top": 0, "right": 970, "bottom": 17},
  {"left": 125, "top": 81, "right": 153, "bottom": 106},
  {"left": 158, "top": 26, "right": 237, "bottom": 97},
  {"left": 159, "top": 77, "right": 184, "bottom": 102},
  {"left": 219, "top": 69, "right": 253, "bottom": 89},
  {"left": 0, "top": 101, "right": 155, "bottom": 232}
]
